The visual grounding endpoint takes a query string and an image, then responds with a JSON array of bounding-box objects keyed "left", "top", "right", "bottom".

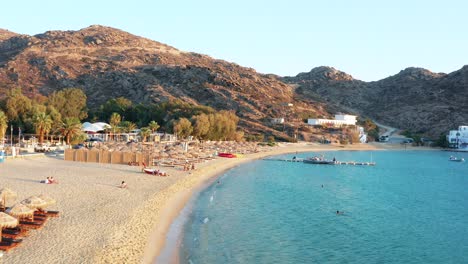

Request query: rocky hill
[
  {"left": 0, "top": 25, "right": 328, "bottom": 137},
  {"left": 284, "top": 66, "right": 468, "bottom": 137},
  {"left": 1, "top": 25, "right": 465, "bottom": 138}
]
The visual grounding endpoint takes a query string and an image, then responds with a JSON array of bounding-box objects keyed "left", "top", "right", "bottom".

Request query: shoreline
[
  {"left": 138, "top": 143, "right": 386, "bottom": 263},
  {"left": 0, "top": 142, "right": 439, "bottom": 263}
]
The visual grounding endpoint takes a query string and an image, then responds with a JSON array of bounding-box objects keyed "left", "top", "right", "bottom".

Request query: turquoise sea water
[{"left": 178, "top": 151, "right": 468, "bottom": 264}]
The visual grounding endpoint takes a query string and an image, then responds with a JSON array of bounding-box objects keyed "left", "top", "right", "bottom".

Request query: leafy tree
[
  {"left": 47, "top": 88, "right": 88, "bottom": 120},
  {"left": 148, "top": 121, "right": 160, "bottom": 133},
  {"left": 33, "top": 112, "right": 52, "bottom": 144},
  {"left": 4, "top": 88, "right": 32, "bottom": 125},
  {"left": 191, "top": 114, "right": 210, "bottom": 139},
  {"left": 234, "top": 131, "right": 244, "bottom": 142},
  {"left": 0, "top": 110, "right": 8, "bottom": 143},
  {"left": 434, "top": 133, "right": 449, "bottom": 148},
  {"left": 47, "top": 105, "right": 63, "bottom": 133},
  {"left": 139, "top": 127, "right": 151, "bottom": 142},
  {"left": 173, "top": 118, "right": 193, "bottom": 139},
  {"left": 59, "top": 117, "right": 82, "bottom": 145},
  {"left": 100, "top": 97, "right": 133, "bottom": 119},
  {"left": 267, "top": 136, "right": 275, "bottom": 143}
]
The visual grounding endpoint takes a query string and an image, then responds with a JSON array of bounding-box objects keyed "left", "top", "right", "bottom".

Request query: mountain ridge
[
  {"left": 0, "top": 25, "right": 466, "bottom": 138},
  {"left": 0, "top": 25, "right": 330, "bottom": 138},
  {"left": 285, "top": 65, "right": 468, "bottom": 137}
]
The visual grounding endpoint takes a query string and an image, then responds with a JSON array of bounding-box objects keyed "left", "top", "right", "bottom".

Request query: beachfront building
[
  {"left": 307, "top": 114, "right": 357, "bottom": 127},
  {"left": 447, "top": 126, "right": 468, "bottom": 150},
  {"left": 358, "top": 126, "right": 367, "bottom": 143},
  {"left": 271, "top": 118, "right": 285, "bottom": 124}
]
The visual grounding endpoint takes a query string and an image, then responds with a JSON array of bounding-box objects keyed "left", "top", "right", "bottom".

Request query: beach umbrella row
[{"left": 0, "top": 192, "right": 57, "bottom": 242}]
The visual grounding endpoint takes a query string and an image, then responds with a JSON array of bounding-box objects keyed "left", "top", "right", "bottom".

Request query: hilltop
[
  {"left": 1, "top": 25, "right": 466, "bottom": 138},
  {"left": 0, "top": 25, "right": 328, "bottom": 138}
]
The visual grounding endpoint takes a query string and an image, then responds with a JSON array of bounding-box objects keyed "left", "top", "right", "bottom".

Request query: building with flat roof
[{"left": 307, "top": 114, "right": 357, "bottom": 127}]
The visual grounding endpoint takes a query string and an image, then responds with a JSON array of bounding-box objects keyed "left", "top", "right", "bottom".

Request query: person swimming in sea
[{"left": 336, "top": 210, "right": 344, "bottom": 215}]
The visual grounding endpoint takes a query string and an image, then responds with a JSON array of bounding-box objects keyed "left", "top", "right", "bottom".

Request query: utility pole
[{"left": 10, "top": 125, "right": 13, "bottom": 147}]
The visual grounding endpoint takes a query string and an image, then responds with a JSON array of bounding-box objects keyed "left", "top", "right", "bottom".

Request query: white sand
[{"left": 0, "top": 143, "right": 386, "bottom": 263}]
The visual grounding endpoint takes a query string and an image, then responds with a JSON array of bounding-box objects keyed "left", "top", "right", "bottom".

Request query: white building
[
  {"left": 447, "top": 125, "right": 468, "bottom": 150},
  {"left": 271, "top": 118, "right": 285, "bottom": 124},
  {"left": 308, "top": 114, "right": 357, "bottom": 127},
  {"left": 358, "top": 126, "right": 367, "bottom": 143}
]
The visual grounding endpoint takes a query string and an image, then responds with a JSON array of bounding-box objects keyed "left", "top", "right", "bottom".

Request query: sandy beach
[{"left": 1, "top": 142, "right": 421, "bottom": 263}]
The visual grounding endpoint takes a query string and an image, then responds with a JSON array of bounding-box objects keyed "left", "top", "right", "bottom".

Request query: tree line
[{"left": 0, "top": 87, "right": 242, "bottom": 145}]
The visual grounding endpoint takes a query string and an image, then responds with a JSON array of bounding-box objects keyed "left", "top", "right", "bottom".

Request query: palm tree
[
  {"left": 148, "top": 121, "right": 160, "bottom": 133},
  {"left": 59, "top": 117, "right": 82, "bottom": 145},
  {"left": 109, "top": 113, "right": 121, "bottom": 140},
  {"left": 0, "top": 111, "right": 8, "bottom": 145},
  {"left": 139, "top": 127, "right": 151, "bottom": 142},
  {"left": 120, "top": 121, "right": 137, "bottom": 133},
  {"left": 33, "top": 112, "right": 52, "bottom": 144}
]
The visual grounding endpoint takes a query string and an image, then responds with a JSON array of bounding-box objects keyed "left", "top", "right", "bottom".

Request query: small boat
[
  {"left": 449, "top": 156, "right": 465, "bottom": 162},
  {"left": 303, "top": 158, "right": 336, "bottom": 165},
  {"left": 143, "top": 168, "right": 168, "bottom": 176},
  {"left": 218, "top": 153, "right": 237, "bottom": 158}
]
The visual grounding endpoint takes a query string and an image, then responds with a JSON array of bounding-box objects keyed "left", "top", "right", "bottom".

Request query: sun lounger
[
  {"left": 19, "top": 220, "right": 45, "bottom": 229},
  {"left": 35, "top": 210, "right": 60, "bottom": 217},
  {"left": 2, "top": 232, "right": 24, "bottom": 239},
  {"left": 1, "top": 237, "right": 22, "bottom": 243},
  {"left": 0, "top": 241, "right": 20, "bottom": 252},
  {"left": 3, "top": 227, "right": 29, "bottom": 237}
]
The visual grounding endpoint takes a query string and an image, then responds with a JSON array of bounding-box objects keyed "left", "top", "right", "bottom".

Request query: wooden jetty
[{"left": 263, "top": 158, "right": 376, "bottom": 166}]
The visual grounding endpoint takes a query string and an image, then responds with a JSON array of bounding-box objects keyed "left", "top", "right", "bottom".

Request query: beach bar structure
[{"left": 447, "top": 125, "right": 468, "bottom": 150}]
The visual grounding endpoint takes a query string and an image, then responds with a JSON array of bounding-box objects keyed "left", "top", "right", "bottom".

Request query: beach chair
[
  {"left": 0, "top": 240, "right": 21, "bottom": 252},
  {"left": 3, "top": 227, "right": 29, "bottom": 237},
  {"left": 19, "top": 219, "right": 46, "bottom": 229},
  {"left": 35, "top": 210, "right": 59, "bottom": 218}
]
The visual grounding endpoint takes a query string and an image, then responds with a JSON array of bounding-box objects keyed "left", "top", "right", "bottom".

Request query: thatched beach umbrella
[
  {"left": 21, "top": 196, "right": 47, "bottom": 210},
  {"left": 0, "top": 188, "right": 17, "bottom": 208},
  {"left": 37, "top": 194, "right": 56, "bottom": 207},
  {"left": 0, "top": 212, "right": 18, "bottom": 242},
  {"left": 6, "top": 203, "right": 35, "bottom": 220}
]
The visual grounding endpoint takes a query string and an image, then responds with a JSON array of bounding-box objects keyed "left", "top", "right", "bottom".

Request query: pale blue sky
[{"left": 1, "top": 0, "right": 467, "bottom": 81}]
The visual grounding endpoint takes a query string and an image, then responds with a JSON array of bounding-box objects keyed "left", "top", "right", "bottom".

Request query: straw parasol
[
  {"left": 0, "top": 188, "right": 17, "bottom": 208},
  {"left": 6, "top": 203, "right": 35, "bottom": 220},
  {"left": 21, "top": 196, "right": 48, "bottom": 210},
  {"left": 37, "top": 194, "right": 56, "bottom": 207},
  {"left": 0, "top": 212, "right": 18, "bottom": 242}
]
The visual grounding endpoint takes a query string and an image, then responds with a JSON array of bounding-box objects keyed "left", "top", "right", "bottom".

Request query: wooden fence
[{"left": 64, "top": 149, "right": 151, "bottom": 165}]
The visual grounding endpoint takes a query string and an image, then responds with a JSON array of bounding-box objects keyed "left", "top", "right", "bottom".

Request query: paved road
[{"left": 373, "top": 120, "right": 410, "bottom": 144}]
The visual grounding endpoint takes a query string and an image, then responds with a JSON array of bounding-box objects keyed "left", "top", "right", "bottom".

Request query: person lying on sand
[
  {"left": 40, "top": 177, "right": 50, "bottom": 184},
  {"left": 119, "top": 181, "right": 127, "bottom": 188},
  {"left": 49, "top": 177, "right": 59, "bottom": 184}
]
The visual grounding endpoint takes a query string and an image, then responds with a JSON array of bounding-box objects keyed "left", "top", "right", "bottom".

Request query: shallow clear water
[{"left": 178, "top": 151, "right": 468, "bottom": 264}]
